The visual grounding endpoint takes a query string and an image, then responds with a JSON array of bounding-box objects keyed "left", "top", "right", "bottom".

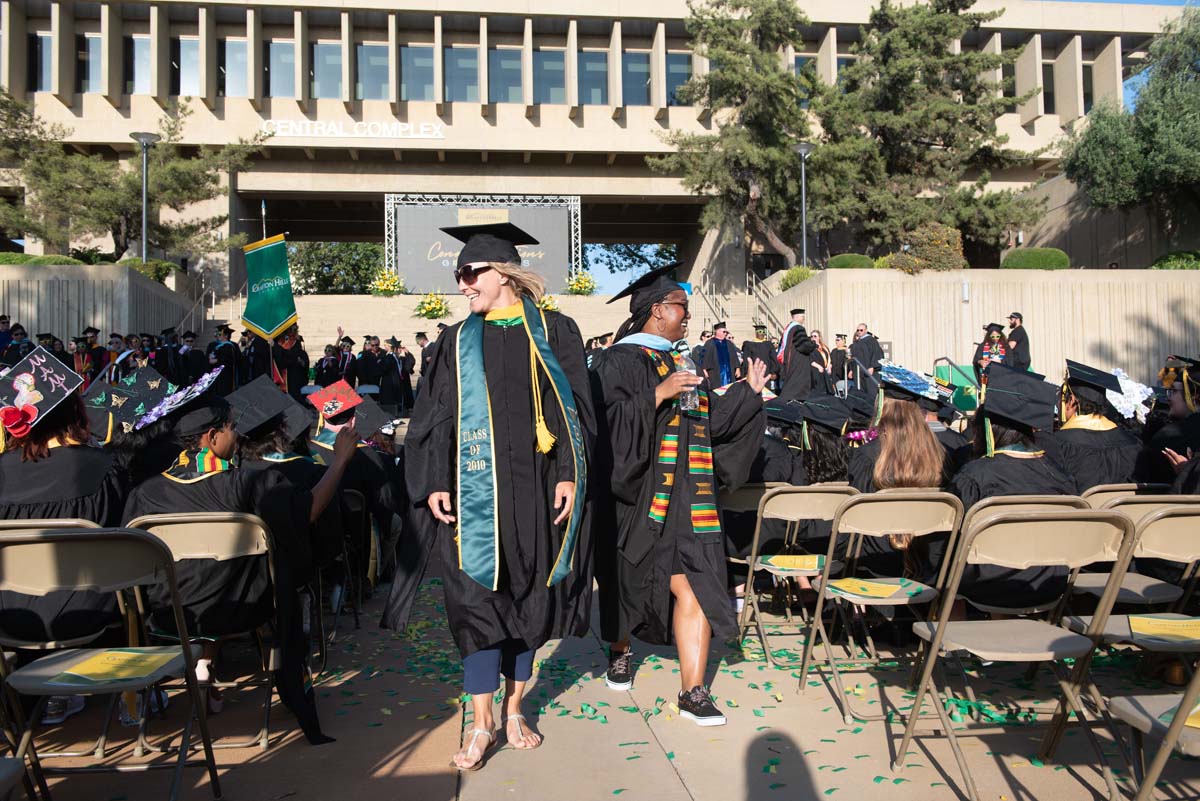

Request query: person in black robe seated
[
  {"left": 950, "top": 364, "right": 1078, "bottom": 610},
  {"left": 0, "top": 375, "right": 127, "bottom": 726},
  {"left": 777, "top": 309, "right": 817, "bottom": 401},
  {"left": 314, "top": 345, "right": 341, "bottom": 388},
  {"left": 592, "top": 262, "right": 766, "bottom": 728},
  {"left": 123, "top": 394, "right": 357, "bottom": 743},
  {"left": 1144, "top": 356, "right": 1200, "bottom": 483},
  {"left": 381, "top": 222, "right": 595, "bottom": 769},
  {"left": 1053, "top": 360, "right": 1142, "bottom": 492}
]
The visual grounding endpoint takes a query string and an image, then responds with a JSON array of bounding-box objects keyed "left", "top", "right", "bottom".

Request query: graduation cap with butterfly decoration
[
  {"left": 134, "top": 366, "right": 225, "bottom": 430},
  {"left": 83, "top": 367, "right": 176, "bottom": 443}
]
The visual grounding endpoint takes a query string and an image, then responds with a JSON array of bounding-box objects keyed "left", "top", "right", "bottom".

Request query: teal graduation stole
[{"left": 455, "top": 296, "right": 588, "bottom": 591}]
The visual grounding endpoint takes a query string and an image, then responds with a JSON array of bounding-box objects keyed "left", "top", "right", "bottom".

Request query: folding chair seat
[
  {"left": 1081, "top": 483, "right": 1170, "bottom": 509},
  {"left": 894, "top": 509, "right": 1137, "bottom": 801},
  {"left": 798, "top": 491, "right": 963, "bottom": 724},
  {"left": 1107, "top": 663, "right": 1200, "bottom": 801}
]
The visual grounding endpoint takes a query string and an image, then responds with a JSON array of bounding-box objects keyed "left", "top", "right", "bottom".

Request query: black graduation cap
[
  {"left": 228, "top": 375, "right": 294, "bottom": 435},
  {"left": 981, "top": 362, "right": 1058, "bottom": 431},
  {"left": 353, "top": 395, "right": 394, "bottom": 438},
  {"left": 35, "top": 332, "right": 53, "bottom": 342},
  {"left": 81, "top": 327, "right": 100, "bottom": 337},
  {"left": 790, "top": 308, "right": 805, "bottom": 316},
  {"left": 386, "top": 336, "right": 402, "bottom": 347},
  {"left": 606, "top": 262, "right": 685, "bottom": 315},
  {"left": 713, "top": 321, "right": 727, "bottom": 330},
  {"left": 215, "top": 323, "right": 234, "bottom": 335},
  {"left": 799, "top": 396, "right": 852, "bottom": 434},
  {"left": 764, "top": 398, "right": 805, "bottom": 427},
  {"left": 71, "top": 336, "right": 90, "bottom": 347},
  {"left": 0, "top": 347, "right": 85, "bottom": 439},
  {"left": 282, "top": 402, "right": 313, "bottom": 442},
  {"left": 138, "top": 333, "right": 155, "bottom": 341},
  {"left": 440, "top": 222, "right": 538, "bottom": 269},
  {"left": 85, "top": 368, "right": 172, "bottom": 440},
  {"left": 340, "top": 336, "right": 356, "bottom": 346},
  {"left": 134, "top": 366, "right": 225, "bottom": 430},
  {"left": 174, "top": 396, "right": 233, "bottom": 439},
  {"left": 415, "top": 331, "right": 427, "bottom": 339},
  {"left": 182, "top": 331, "right": 197, "bottom": 340},
  {"left": 1063, "top": 359, "right": 1121, "bottom": 407},
  {"left": 843, "top": 389, "right": 880, "bottom": 426},
  {"left": 160, "top": 327, "right": 176, "bottom": 337}
]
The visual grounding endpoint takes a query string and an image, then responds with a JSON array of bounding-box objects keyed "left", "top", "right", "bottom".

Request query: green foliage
[
  {"left": 0, "top": 252, "right": 33, "bottom": 264},
  {"left": 289, "top": 242, "right": 385, "bottom": 294},
  {"left": 907, "top": 221, "right": 967, "bottom": 271},
  {"left": 119, "top": 257, "right": 180, "bottom": 282},
  {"left": 414, "top": 293, "right": 452, "bottom": 320},
  {"left": 648, "top": 0, "right": 814, "bottom": 265},
  {"left": 565, "top": 270, "right": 598, "bottom": 295},
  {"left": 1151, "top": 250, "right": 1200, "bottom": 270},
  {"left": 26, "top": 255, "right": 83, "bottom": 265},
  {"left": 888, "top": 251, "right": 924, "bottom": 275},
  {"left": 1063, "top": 8, "right": 1200, "bottom": 212},
  {"left": 584, "top": 243, "right": 679, "bottom": 274},
  {"left": 873, "top": 254, "right": 893, "bottom": 270},
  {"left": 69, "top": 246, "right": 116, "bottom": 265},
  {"left": 779, "top": 265, "right": 814, "bottom": 290},
  {"left": 827, "top": 253, "right": 874, "bottom": 269},
  {"left": 1000, "top": 247, "right": 1070, "bottom": 270}
]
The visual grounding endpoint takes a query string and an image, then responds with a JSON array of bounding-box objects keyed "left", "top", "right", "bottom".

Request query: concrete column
[
  {"left": 982, "top": 32, "right": 1002, "bottom": 97},
  {"left": 1, "top": 1, "right": 28, "bottom": 95},
  {"left": 51, "top": 2, "right": 75, "bottom": 101},
  {"left": 783, "top": 43, "right": 795, "bottom": 73},
  {"left": 1093, "top": 35, "right": 1123, "bottom": 110},
  {"left": 199, "top": 5, "right": 216, "bottom": 108},
  {"left": 479, "top": 16, "right": 489, "bottom": 109},
  {"left": 247, "top": 8, "right": 262, "bottom": 109},
  {"left": 816, "top": 27, "right": 836, "bottom": 85},
  {"left": 651, "top": 21, "right": 667, "bottom": 116},
  {"left": 693, "top": 45, "right": 709, "bottom": 120},
  {"left": 566, "top": 19, "right": 579, "bottom": 111},
  {"left": 609, "top": 20, "right": 622, "bottom": 112},
  {"left": 294, "top": 10, "right": 308, "bottom": 109},
  {"left": 433, "top": 15, "right": 444, "bottom": 110},
  {"left": 149, "top": 4, "right": 169, "bottom": 105},
  {"left": 101, "top": 2, "right": 120, "bottom": 105},
  {"left": 1054, "top": 35, "right": 1083, "bottom": 122},
  {"left": 341, "top": 11, "right": 353, "bottom": 105},
  {"left": 522, "top": 18, "right": 533, "bottom": 113},
  {"left": 1016, "top": 32, "right": 1042, "bottom": 125},
  {"left": 387, "top": 12, "right": 399, "bottom": 108}
]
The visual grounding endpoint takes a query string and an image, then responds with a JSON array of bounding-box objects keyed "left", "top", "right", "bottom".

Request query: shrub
[
  {"left": 873, "top": 255, "right": 893, "bottom": 270},
  {"left": 119, "top": 257, "right": 180, "bottom": 283},
  {"left": 907, "top": 222, "right": 967, "bottom": 272},
  {"left": 26, "top": 255, "right": 84, "bottom": 265},
  {"left": 1151, "top": 251, "right": 1200, "bottom": 270},
  {"left": 779, "top": 265, "right": 814, "bottom": 290},
  {"left": 69, "top": 246, "right": 116, "bottom": 264},
  {"left": 0, "top": 253, "right": 33, "bottom": 264},
  {"left": 889, "top": 251, "right": 924, "bottom": 275},
  {"left": 827, "top": 253, "right": 874, "bottom": 270},
  {"left": 1000, "top": 247, "right": 1070, "bottom": 270},
  {"left": 414, "top": 292, "right": 452, "bottom": 319},
  {"left": 565, "top": 270, "right": 597, "bottom": 295}
]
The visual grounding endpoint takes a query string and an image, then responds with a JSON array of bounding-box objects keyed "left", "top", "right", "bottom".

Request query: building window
[
  {"left": 400, "top": 45, "right": 434, "bottom": 101},
  {"left": 1041, "top": 62, "right": 1055, "bottom": 114},
  {"left": 1082, "top": 63, "right": 1094, "bottom": 114},
  {"left": 622, "top": 51, "right": 650, "bottom": 106},
  {"left": 578, "top": 51, "right": 607, "bottom": 105},
  {"left": 444, "top": 47, "right": 478, "bottom": 103},
  {"left": 27, "top": 33, "right": 51, "bottom": 92},
  {"left": 357, "top": 43, "right": 388, "bottom": 100},
  {"left": 124, "top": 35, "right": 151, "bottom": 95},
  {"left": 835, "top": 56, "right": 855, "bottom": 86},
  {"left": 794, "top": 55, "right": 814, "bottom": 108},
  {"left": 311, "top": 42, "right": 342, "bottom": 99},
  {"left": 666, "top": 52, "right": 691, "bottom": 106},
  {"left": 218, "top": 38, "right": 247, "bottom": 98},
  {"left": 266, "top": 41, "right": 295, "bottom": 97},
  {"left": 170, "top": 37, "right": 200, "bottom": 97},
  {"left": 77, "top": 34, "right": 103, "bottom": 93},
  {"left": 488, "top": 47, "right": 522, "bottom": 104},
  {"left": 533, "top": 49, "right": 565, "bottom": 104}
]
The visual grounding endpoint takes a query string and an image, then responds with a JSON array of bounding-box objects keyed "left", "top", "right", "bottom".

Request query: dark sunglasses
[{"left": 454, "top": 264, "right": 493, "bottom": 284}]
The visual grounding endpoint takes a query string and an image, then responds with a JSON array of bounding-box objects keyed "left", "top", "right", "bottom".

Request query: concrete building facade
[{"left": 0, "top": 0, "right": 1182, "bottom": 295}]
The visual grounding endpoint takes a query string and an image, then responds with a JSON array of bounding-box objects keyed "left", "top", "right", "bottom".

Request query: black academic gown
[
  {"left": 810, "top": 347, "right": 835, "bottom": 394},
  {"left": 378, "top": 352, "right": 411, "bottom": 410},
  {"left": 246, "top": 337, "right": 274, "bottom": 382},
  {"left": 950, "top": 453, "right": 1079, "bottom": 607},
  {"left": 180, "top": 347, "right": 207, "bottom": 386},
  {"left": 740, "top": 339, "right": 777, "bottom": 379},
  {"left": 702, "top": 338, "right": 742, "bottom": 387},
  {"left": 0, "top": 447, "right": 126, "bottom": 642},
  {"left": 594, "top": 343, "right": 763, "bottom": 646},
  {"left": 0, "top": 339, "right": 33, "bottom": 368},
  {"left": 382, "top": 312, "right": 596, "bottom": 659},
  {"left": 778, "top": 325, "right": 817, "bottom": 401},
  {"left": 314, "top": 357, "right": 341, "bottom": 388},
  {"left": 273, "top": 342, "right": 310, "bottom": 404},
  {"left": 724, "top": 434, "right": 805, "bottom": 571},
  {"left": 209, "top": 341, "right": 239, "bottom": 396},
  {"left": 1053, "top": 419, "right": 1141, "bottom": 492}
]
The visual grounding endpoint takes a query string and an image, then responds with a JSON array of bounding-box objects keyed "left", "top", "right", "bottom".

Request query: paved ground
[{"left": 32, "top": 582, "right": 1200, "bottom": 801}]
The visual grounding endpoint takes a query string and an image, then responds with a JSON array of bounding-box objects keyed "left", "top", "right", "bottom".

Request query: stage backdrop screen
[{"left": 391, "top": 202, "right": 571, "bottom": 293}]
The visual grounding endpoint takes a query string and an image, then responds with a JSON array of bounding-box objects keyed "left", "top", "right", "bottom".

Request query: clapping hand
[{"left": 745, "top": 357, "right": 769, "bottom": 394}]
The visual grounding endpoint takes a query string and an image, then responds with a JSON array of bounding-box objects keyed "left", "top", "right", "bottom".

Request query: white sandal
[
  {"left": 451, "top": 727, "right": 496, "bottom": 771},
  {"left": 504, "top": 713, "right": 542, "bottom": 750}
]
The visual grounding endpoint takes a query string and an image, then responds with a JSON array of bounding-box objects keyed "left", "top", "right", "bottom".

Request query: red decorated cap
[{"left": 307, "top": 379, "right": 362, "bottom": 418}]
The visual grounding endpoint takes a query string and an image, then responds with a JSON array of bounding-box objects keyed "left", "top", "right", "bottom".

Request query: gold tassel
[{"left": 530, "top": 341, "right": 556, "bottom": 454}]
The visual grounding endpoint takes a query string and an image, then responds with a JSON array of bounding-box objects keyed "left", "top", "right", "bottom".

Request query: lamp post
[
  {"left": 129, "top": 132, "right": 161, "bottom": 264},
  {"left": 794, "top": 141, "right": 814, "bottom": 268}
]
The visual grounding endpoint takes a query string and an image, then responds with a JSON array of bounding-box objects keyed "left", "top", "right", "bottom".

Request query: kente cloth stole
[
  {"left": 454, "top": 296, "right": 588, "bottom": 592},
  {"left": 641, "top": 347, "right": 720, "bottom": 538},
  {"left": 164, "top": 448, "right": 232, "bottom": 483}
]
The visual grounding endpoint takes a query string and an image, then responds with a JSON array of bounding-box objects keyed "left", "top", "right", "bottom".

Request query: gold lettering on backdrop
[
  {"left": 427, "top": 241, "right": 547, "bottom": 263},
  {"left": 457, "top": 208, "right": 510, "bottom": 225}
]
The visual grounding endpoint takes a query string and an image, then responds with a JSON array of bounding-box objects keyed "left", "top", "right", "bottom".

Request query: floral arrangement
[
  {"left": 414, "top": 292, "right": 452, "bottom": 319},
  {"left": 537, "top": 295, "right": 560, "bottom": 313},
  {"left": 369, "top": 271, "right": 406, "bottom": 297},
  {"left": 565, "top": 270, "right": 597, "bottom": 296}
]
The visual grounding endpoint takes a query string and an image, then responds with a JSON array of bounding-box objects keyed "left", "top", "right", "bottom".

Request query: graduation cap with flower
[
  {"left": 134, "top": 366, "right": 225, "bottom": 430},
  {"left": 0, "top": 346, "right": 85, "bottom": 447}
]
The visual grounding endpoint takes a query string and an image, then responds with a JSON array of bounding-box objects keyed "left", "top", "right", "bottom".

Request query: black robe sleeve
[
  {"left": 403, "top": 327, "right": 457, "bottom": 505},
  {"left": 707, "top": 380, "right": 766, "bottom": 491}
]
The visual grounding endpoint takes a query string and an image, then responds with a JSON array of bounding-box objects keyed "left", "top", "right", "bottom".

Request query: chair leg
[
  {"left": 797, "top": 588, "right": 831, "bottom": 693},
  {"left": 1042, "top": 662, "right": 1122, "bottom": 801},
  {"left": 184, "top": 673, "right": 223, "bottom": 800},
  {"left": 924, "top": 672, "right": 980, "bottom": 801}
]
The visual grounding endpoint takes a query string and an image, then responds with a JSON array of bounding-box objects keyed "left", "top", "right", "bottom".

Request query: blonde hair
[
  {"left": 872, "top": 397, "right": 945, "bottom": 566},
  {"left": 489, "top": 261, "right": 546, "bottom": 302}
]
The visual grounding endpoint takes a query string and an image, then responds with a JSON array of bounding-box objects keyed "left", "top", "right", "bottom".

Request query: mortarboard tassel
[
  {"left": 984, "top": 415, "right": 995, "bottom": 458},
  {"left": 801, "top": 420, "right": 811, "bottom": 451}
]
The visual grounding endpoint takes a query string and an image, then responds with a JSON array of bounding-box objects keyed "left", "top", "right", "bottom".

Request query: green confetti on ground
[
  {"left": 892, "top": 778, "right": 910, "bottom": 785},
  {"left": 618, "top": 741, "right": 649, "bottom": 747},
  {"left": 824, "top": 789, "right": 838, "bottom": 795},
  {"left": 613, "top": 790, "right": 627, "bottom": 796},
  {"left": 873, "top": 776, "right": 888, "bottom": 784},
  {"left": 769, "top": 784, "right": 787, "bottom": 790},
  {"left": 666, "top": 752, "right": 675, "bottom": 760}
]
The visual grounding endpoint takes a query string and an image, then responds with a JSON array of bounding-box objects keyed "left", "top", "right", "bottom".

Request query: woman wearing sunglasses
[{"left": 382, "top": 222, "right": 595, "bottom": 771}]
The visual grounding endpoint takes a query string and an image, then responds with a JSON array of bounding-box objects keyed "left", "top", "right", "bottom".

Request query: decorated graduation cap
[
  {"left": 86, "top": 367, "right": 175, "bottom": 442},
  {"left": 1061, "top": 359, "right": 1122, "bottom": 414},
  {"left": 1160, "top": 354, "right": 1200, "bottom": 413},
  {"left": 353, "top": 395, "right": 394, "bottom": 439},
  {"left": 135, "top": 366, "right": 224, "bottom": 430},
  {"left": 877, "top": 359, "right": 956, "bottom": 414},
  {"left": 440, "top": 222, "right": 538, "bottom": 269},
  {"left": 606, "top": 262, "right": 686, "bottom": 316},
  {"left": 0, "top": 346, "right": 85, "bottom": 445},
  {"left": 979, "top": 362, "right": 1058, "bottom": 454},
  {"left": 307, "top": 379, "right": 362, "bottom": 421}
]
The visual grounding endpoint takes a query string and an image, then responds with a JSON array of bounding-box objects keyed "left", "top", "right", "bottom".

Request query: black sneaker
[
  {"left": 678, "top": 685, "right": 726, "bottom": 727},
  {"left": 605, "top": 647, "right": 633, "bottom": 691}
]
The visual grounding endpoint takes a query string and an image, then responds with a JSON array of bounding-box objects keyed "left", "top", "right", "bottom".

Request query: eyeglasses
[
  {"left": 657, "top": 300, "right": 690, "bottom": 313},
  {"left": 453, "top": 264, "right": 493, "bottom": 284}
]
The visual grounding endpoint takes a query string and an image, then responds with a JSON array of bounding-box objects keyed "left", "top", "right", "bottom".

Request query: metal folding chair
[
  {"left": 331, "top": 489, "right": 368, "bottom": 638},
  {"left": 0, "top": 526, "right": 222, "bottom": 801},
  {"left": 894, "top": 509, "right": 1137, "bottom": 801},
  {"left": 1081, "top": 483, "right": 1170, "bottom": 509}
]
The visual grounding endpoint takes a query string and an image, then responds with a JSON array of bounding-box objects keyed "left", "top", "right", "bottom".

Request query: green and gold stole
[
  {"left": 642, "top": 347, "right": 721, "bottom": 538},
  {"left": 455, "top": 296, "right": 587, "bottom": 591}
]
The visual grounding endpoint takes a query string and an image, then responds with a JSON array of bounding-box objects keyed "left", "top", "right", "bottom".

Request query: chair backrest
[
  {"left": 1083, "top": 483, "right": 1170, "bottom": 509},
  {"left": 0, "top": 519, "right": 100, "bottom": 532},
  {"left": 833, "top": 491, "right": 963, "bottom": 539},
  {"left": 1135, "top": 506, "right": 1200, "bottom": 563},
  {"left": 962, "top": 495, "right": 1089, "bottom": 534},
  {"left": 0, "top": 527, "right": 172, "bottom": 596},
  {"left": 126, "top": 513, "right": 270, "bottom": 562},
  {"left": 342, "top": 489, "right": 367, "bottom": 516},
  {"left": 758, "top": 484, "right": 859, "bottom": 523},
  {"left": 719, "top": 483, "right": 788, "bottom": 514},
  {"left": 1102, "top": 495, "right": 1200, "bottom": 526},
  {"left": 962, "top": 510, "right": 1133, "bottom": 571}
]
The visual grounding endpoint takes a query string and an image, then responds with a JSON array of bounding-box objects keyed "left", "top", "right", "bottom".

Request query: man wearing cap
[
  {"left": 1007, "top": 312, "right": 1030, "bottom": 372},
  {"left": 701, "top": 322, "right": 742, "bottom": 387},
  {"left": 245, "top": 332, "right": 273, "bottom": 384},
  {"left": 415, "top": 331, "right": 435, "bottom": 396},
  {"left": 740, "top": 324, "right": 778, "bottom": 386},
  {"left": 208, "top": 323, "right": 239, "bottom": 396},
  {"left": 272, "top": 324, "right": 310, "bottom": 403},
  {"left": 177, "top": 331, "right": 205, "bottom": 386},
  {"left": 378, "top": 337, "right": 415, "bottom": 414},
  {"left": 152, "top": 328, "right": 182, "bottom": 385},
  {"left": 1054, "top": 361, "right": 1142, "bottom": 491},
  {"left": 778, "top": 309, "right": 818, "bottom": 401}
]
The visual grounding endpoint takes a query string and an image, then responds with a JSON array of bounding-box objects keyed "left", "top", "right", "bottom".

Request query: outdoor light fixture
[
  {"left": 794, "top": 141, "right": 815, "bottom": 267},
  {"left": 129, "top": 132, "right": 162, "bottom": 265}
]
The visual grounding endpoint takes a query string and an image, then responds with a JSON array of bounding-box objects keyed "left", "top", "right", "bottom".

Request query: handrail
[
  {"left": 175, "top": 285, "right": 215, "bottom": 334},
  {"left": 746, "top": 270, "right": 785, "bottom": 333},
  {"left": 931, "top": 356, "right": 979, "bottom": 390}
]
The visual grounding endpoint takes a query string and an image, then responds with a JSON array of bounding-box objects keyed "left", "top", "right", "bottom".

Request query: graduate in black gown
[
  {"left": 950, "top": 364, "right": 1078, "bottom": 609},
  {"left": 1053, "top": 360, "right": 1141, "bottom": 492},
  {"left": 381, "top": 222, "right": 594, "bottom": 770},
  {"left": 777, "top": 309, "right": 817, "bottom": 401},
  {"left": 124, "top": 394, "right": 357, "bottom": 744},
  {"left": 272, "top": 325, "right": 310, "bottom": 404},
  {"left": 178, "top": 331, "right": 207, "bottom": 386},
  {"left": 314, "top": 345, "right": 341, "bottom": 388},
  {"left": 207, "top": 324, "right": 240, "bottom": 396},
  {"left": 591, "top": 263, "right": 766, "bottom": 727},
  {"left": 701, "top": 322, "right": 742, "bottom": 387},
  {"left": 740, "top": 324, "right": 777, "bottom": 384},
  {"left": 378, "top": 338, "right": 415, "bottom": 414}
]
